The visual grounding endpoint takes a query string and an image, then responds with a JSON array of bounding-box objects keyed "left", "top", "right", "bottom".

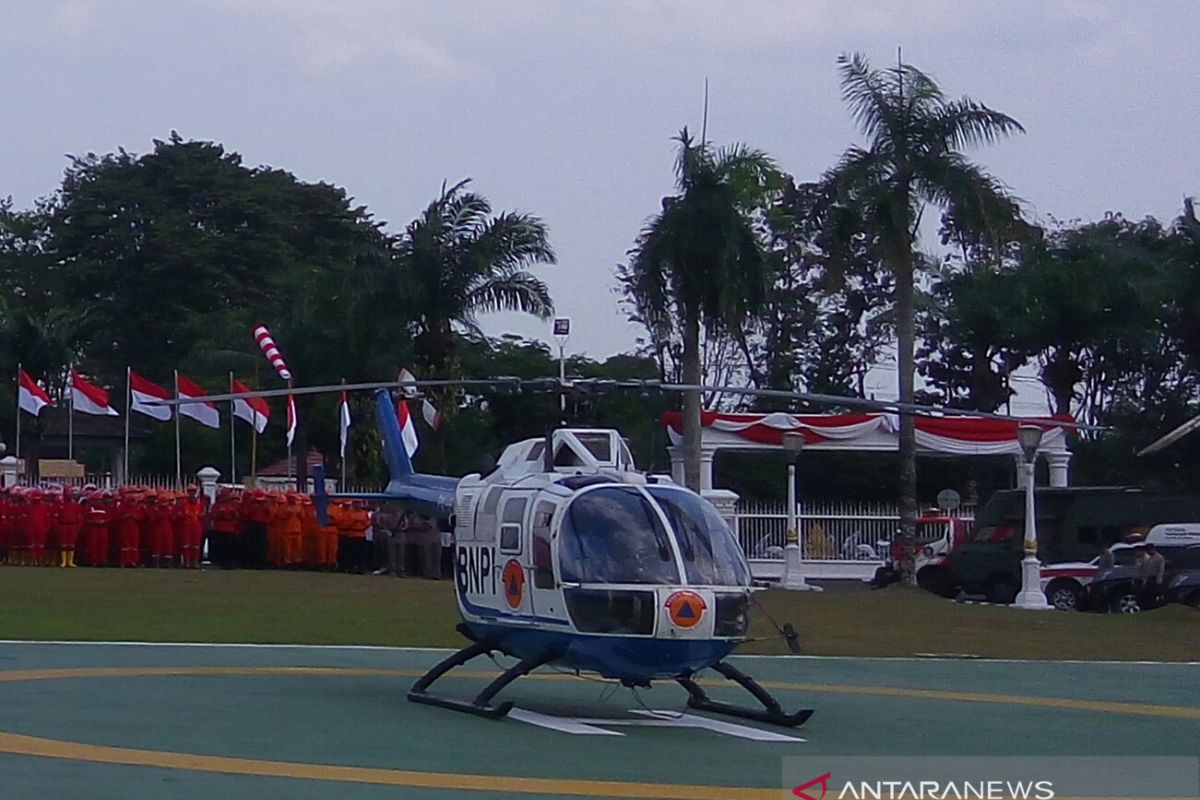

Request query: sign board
[
  {"left": 553, "top": 318, "right": 571, "bottom": 337},
  {"left": 936, "top": 489, "right": 961, "bottom": 512}
]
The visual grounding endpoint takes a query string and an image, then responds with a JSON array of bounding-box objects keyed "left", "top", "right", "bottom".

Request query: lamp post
[
  {"left": 1014, "top": 424, "right": 1052, "bottom": 610},
  {"left": 779, "top": 431, "right": 816, "bottom": 591}
]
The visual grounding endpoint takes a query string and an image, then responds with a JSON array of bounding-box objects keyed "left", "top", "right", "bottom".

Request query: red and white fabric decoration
[
  {"left": 339, "top": 391, "right": 352, "bottom": 458},
  {"left": 421, "top": 398, "right": 442, "bottom": 431},
  {"left": 396, "top": 398, "right": 419, "bottom": 457},
  {"left": 130, "top": 372, "right": 172, "bottom": 421},
  {"left": 286, "top": 395, "right": 297, "bottom": 447},
  {"left": 663, "top": 410, "right": 1074, "bottom": 456},
  {"left": 18, "top": 369, "right": 52, "bottom": 416},
  {"left": 70, "top": 369, "right": 119, "bottom": 416},
  {"left": 398, "top": 368, "right": 418, "bottom": 398},
  {"left": 231, "top": 378, "right": 269, "bottom": 434},
  {"left": 252, "top": 324, "right": 292, "bottom": 382},
  {"left": 177, "top": 374, "right": 220, "bottom": 429}
]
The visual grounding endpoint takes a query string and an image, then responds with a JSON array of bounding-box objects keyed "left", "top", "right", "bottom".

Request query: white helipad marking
[{"left": 508, "top": 708, "right": 804, "bottom": 742}]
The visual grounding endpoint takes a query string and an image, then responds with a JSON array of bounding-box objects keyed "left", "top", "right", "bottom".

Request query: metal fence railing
[{"left": 734, "top": 500, "right": 975, "bottom": 561}]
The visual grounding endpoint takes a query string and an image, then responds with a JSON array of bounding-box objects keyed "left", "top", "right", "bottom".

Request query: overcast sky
[{"left": 3, "top": 1, "right": 1198, "bottom": 385}]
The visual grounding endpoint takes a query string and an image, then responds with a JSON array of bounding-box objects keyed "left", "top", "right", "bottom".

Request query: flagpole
[
  {"left": 286, "top": 378, "right": 294, "bottom": 488},
  {"left": 250, "top": 363, "right": 258, "bottom": 486},
  {"left": 68, "top": 365, "right": 74, "bottom": 462},
  {"left": 229, "top": 371, "right": 236, "bottom": 485},
  {"left": 174, "top": 370, "right": 182, "bottom": 488},
  {"left": 15, "top": 362, "right": 21, "bottom": 463},
  {"left": 340, "top": 378, "right": 347, "bottom": 492},
  {"left": 122, "top": 367, "right": 129, "bottom": 484}
]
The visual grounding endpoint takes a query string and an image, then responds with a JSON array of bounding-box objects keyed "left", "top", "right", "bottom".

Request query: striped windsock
[{"left": 252, "top": 324, "right": 293, "bottom": 381}]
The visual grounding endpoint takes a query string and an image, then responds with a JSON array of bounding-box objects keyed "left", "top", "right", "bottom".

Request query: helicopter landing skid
[
  {"left": 407, "top": 642, "right": 556, "bottom": 720},
  {"left": 676, "top": 661, "right": 814, "bottom": 728}
]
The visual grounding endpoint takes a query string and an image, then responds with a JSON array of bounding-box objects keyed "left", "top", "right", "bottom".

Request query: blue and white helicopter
[{"left": 313, "top": 388, "right": 811, "bottom": 727}]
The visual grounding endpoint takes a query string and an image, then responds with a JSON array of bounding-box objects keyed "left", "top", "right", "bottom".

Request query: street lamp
[
  {"left": 779, "top": 431, "right": 815, "bottom": 591},
  {"left": 1014, "top": 424, "right": 1052, "bottom": 610}
]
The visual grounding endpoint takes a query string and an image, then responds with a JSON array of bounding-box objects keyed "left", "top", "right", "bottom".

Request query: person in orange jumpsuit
[
  {"left": 317, "top": 499, "right": 339, "bottom": 571},
  {"left": 27, "top": 490, "right": 52, "bottom": 567},
  {"left": 300, "top": 494, "right": 320, "bottom": 568},
  {"left": 178, "top": 486, "right": 205, "bottom": 568},
  {"left": 116, "top": 491, "right": 143, "bottom": 567},
  {"left": 209, "top": 488, "right": 239, "bottom": 568},
  {"left": 83, "top": 492, "right": 112, "bottom": 567},
  {"left": 54, "top": 487, "right": 84, "bottom": 568},
  {"left": 278, "top": 492, "right": 301, "bottom": 568},
  {"left": 0, "top": 491, "right": 12, "bottom": 565},
  {"left": 338, "top": 501, "right": 369, "bottom": 574},
  {"left": 265, "top": 492, "right": 285, "bottom": 568}
]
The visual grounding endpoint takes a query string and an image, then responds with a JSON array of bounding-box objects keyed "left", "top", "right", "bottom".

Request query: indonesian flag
[
  {"left": 18, "top": 369, "right": 52, "bottom": 416},
  {"left": 286, "top": 394, "right": 297, "bottom": 447},
  {"left": 231, "top": 378, "right": 269, "bottom": 434},
  {"left": 177, "top": 374, "right": 220, "bottom": 428},
  {"left": 339, "top": 391, "right": 352, "bottom": 458},
  {"left": 396, "top": 398, "right": 418, "bottom": 457},
  {"left": 70, "top": 369, "right": 119, "bottom": 416},
  {"left": 398, "top": 367, "right": 418, "bottom": 398},
  {"left": 130, "top": 371, "right": 172, "bottom": 421},
  {"left": 421, "top": 398, "right": 442, "bottom": 431}
]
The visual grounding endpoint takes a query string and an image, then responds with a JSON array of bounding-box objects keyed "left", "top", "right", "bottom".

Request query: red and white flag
[
  {"left": 177, "top": 374, "right": 220, "bottom": 428},
  {"left": 252, "top": 324, "right": 292, "bottom": 381},
  {"left": 231, "top": 378, "right": 269, "bottom": 434},
  {"left": 339, "top": 391, "right": 352, "bottom": 459},
  {"left": 130, "top": 371, "right": 172, "bottom": 421},
  {"left": 70, "top": 369, "right": 119, "bottom": 416},
  {"left": 18, "top": 369, "right": 52, "bottom": 416},
  {"left": 286, "top": 394, "right": 297, "bottom": 447},
  {"left": 421, "top": 398, "right": 442, "bottom": 431},
  {"left": 395, "top": 398, "right": 418, "bottom": 457}
]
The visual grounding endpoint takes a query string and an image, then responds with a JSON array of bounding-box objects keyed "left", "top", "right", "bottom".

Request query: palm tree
[
  {"left": 624, "top": 129, "right": 778, "bottom": 490},
  {"left": 398, "top": 180, "right": 556, "bottom": 374},
  {"left": 825, "top": 53, "right": 1025, "bottom": 581}
]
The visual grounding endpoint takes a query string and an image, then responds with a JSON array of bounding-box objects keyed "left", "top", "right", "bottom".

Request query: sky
[{"left": 2, "top": 1, "right": 1198, "bottom": 406}]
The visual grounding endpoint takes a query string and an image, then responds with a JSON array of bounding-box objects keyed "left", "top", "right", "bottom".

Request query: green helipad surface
[{"left": 0, "top": 642, "right": 1195, "bottom": 799}]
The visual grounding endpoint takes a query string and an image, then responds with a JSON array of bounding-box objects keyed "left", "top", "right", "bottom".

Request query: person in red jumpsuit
[
  {"left": 55, "top": 487, "right": 84, "bottom": 568},
  {"left": 209, "top": 488, "right": 239, "bottom": 568},
  {"left": 27, "top": 490, "right": 53, "bottom": 567},
  {"left": 0, "top": 491, "right": 12, "bottom": 565},
  {"left": 84, "top": 492, "right": 112, "bottom": 567},
  {"left": 116, "top": 490, "right": 143, "bottom": 567},
  {"left": 178, "top": 486, "right": 205, "bottom": 568},
  {"left": 146, "top": 492, "right": 174, "bottom": 567},
  {"left": 9, "top": 491, "right": 28, "bottom": 566}
]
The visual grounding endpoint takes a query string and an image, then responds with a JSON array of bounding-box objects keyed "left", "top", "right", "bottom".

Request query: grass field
[{"left": 0, "top": 568, "right": 1196, "bottom": 660}]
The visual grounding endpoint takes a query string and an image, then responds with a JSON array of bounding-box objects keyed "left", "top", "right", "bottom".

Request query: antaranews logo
[{"left": 794, "top": 772, "right": 1055, "bottom": 800}]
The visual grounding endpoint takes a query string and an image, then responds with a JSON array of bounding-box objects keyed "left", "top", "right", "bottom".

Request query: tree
[
  {"left": 622, "top": 128, "right": 779, "bottom": 490},
  {"left": 825, "top": 53, "right": 1025, "bottom": 582},
  {"left": 397, "top": 179, "right": 556, "bottom": 375}
]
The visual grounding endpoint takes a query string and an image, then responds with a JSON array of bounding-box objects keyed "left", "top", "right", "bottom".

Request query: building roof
[{"left": 257, "top": 449, "right": 325, "bottom": 477}]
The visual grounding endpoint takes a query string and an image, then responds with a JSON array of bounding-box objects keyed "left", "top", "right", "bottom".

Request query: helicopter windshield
[
  {"left": 559, "top": 487, "right": 680, "bottom": 585},
  {"left": 647, "top": 487, "right": 751, "bottom": 587}
]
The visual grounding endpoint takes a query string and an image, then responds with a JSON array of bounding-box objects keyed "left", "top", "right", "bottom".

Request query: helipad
[{"left": 0, "top": 642, "right": 1195, "bottom": 799}]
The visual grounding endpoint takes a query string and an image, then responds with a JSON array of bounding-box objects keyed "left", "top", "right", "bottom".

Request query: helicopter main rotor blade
[{"left": 1136, "top": 412, "right": 1200, "bottom": 456}]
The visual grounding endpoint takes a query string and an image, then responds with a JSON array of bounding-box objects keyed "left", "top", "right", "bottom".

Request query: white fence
[{"left": 734, "top": 499, "right": 975, "bottom": 581}]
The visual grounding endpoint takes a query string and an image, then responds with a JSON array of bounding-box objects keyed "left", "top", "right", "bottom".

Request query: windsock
[{"left": 252, "top": 324, "right": 292, "bottom": 381}]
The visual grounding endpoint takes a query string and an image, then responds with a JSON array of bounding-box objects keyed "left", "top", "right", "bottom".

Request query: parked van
[{"left": 948, "top": 487, "right": 1200, "bottom": 604}]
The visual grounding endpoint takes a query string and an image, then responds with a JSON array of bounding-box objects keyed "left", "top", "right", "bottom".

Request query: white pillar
[
  {"left": 1047, "top": 452, "right": 1070, "bottom": 487},
  {"left": 779, "top": 463, "right": 818, "bottom": 591},
  {"left": 196, "top": 466, "right": 221, "bottom": 505},
  {"left": 0, "top": 456, "right": 17, "bottom": 489},
  {"left": 1014, "top": 457, "right": 1052, "bottom": 610},
  {"left": 699, "top": 448, "right": 715, "bottom": 492},
  {"left": 1013, "top": 454, "right": 1029, "bottom": 488},
  {"left": 667, "top": 446, "right": 685, "bottom": 485}
]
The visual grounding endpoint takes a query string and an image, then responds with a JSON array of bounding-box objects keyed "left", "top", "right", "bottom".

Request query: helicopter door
[
  {"left": 497, "top": 493, "right": 533, "bottom": 615},
  {"left": 529, "top": 499, "right": 564, "bottom": 619}
]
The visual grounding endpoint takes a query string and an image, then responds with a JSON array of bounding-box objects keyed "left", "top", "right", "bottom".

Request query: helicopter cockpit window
[
  {"left": 532, "top": 501, "right": 555, "bottom": 589},
  {"left": 559, "top": 487, "right": 680, "bottom": 585},
  {"left": 647, "top": 488, "right": 751, "bottom": 587}
]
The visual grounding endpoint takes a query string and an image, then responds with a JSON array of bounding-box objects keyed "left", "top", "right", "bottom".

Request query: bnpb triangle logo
[{"left": 665, "top": 590, "right": 707, "bottom": 629}]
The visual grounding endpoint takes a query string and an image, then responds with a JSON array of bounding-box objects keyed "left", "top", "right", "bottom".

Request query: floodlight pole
[
  {"left": 779, "top": 432, "right": 817, "bottom": 591},
  {"left": 1014, "top": 424, "right": 1052, "bottom": 610},
  {"left": 553, "top": 318, "right": 570, "bottom": 420}
]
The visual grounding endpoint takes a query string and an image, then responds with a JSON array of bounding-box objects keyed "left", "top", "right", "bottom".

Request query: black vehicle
[
  {"left": 949, "top": 487, "right": 1200, "bottom": 604},
  {"left": 1165, "top": 570, "right": 1200, "bottom": 610},
  {"left": 1084, "top": 542, "right": 1200, "bottom": 613}
]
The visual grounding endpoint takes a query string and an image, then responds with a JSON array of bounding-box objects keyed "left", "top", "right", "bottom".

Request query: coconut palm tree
[
  {"left": 623, "top": 129, "right": 779, "bottom": 490},
  {"left": 825, "top": 52, "right": 1026, "bottom": 581},
  {"left": 398, "top": 180, "right": 556, "bottom": 374}
]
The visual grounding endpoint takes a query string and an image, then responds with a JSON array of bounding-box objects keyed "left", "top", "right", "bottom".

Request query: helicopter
[{"left": 167, "top": 374, "right": 1102, "bottom": 728}]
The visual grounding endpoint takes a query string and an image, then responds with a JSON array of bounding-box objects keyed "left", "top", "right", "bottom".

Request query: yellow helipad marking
[
  {"left": 0, "top": 731, "right": 776, "bottom": 799},
  {"left": 0, "top": 665, "right": 1193, "bottom": 720}
]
